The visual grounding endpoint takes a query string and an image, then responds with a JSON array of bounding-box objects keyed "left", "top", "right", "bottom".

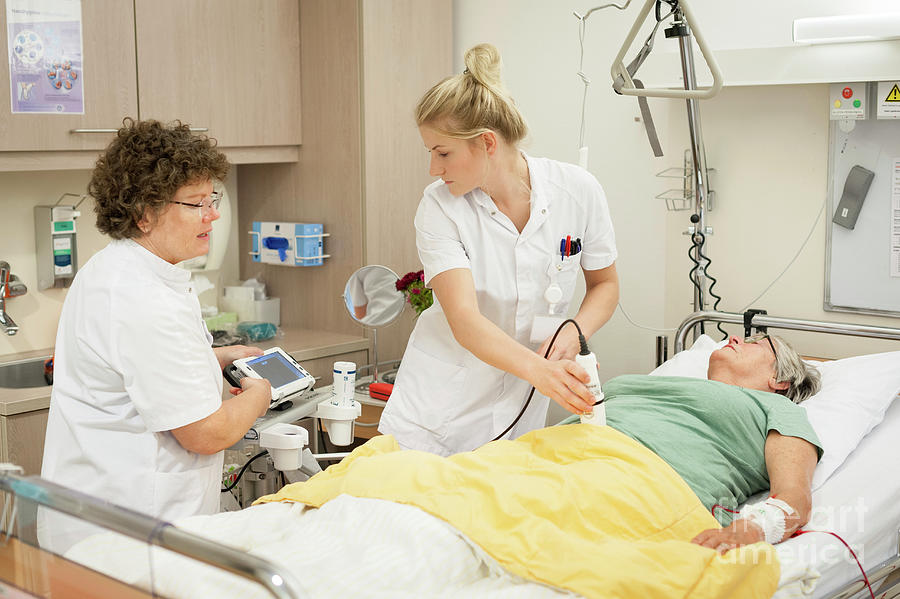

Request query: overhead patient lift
[{"left": 576, "top": 0, "right": 723, "bottom": 339}]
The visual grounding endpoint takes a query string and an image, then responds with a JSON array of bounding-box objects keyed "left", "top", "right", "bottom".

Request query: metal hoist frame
[{"left": 577, "top": 0, "right": 723, "bottom": 340}]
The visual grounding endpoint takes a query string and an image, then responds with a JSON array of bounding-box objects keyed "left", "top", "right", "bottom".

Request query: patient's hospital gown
[{"left": 563, "top": 374, "right": 823, "bottom": 524}]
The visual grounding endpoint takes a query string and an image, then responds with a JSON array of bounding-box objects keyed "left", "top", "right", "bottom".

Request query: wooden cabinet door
[
  {"left": 0, "top": 0, "right": 138, "bottom": 151},
  {"left": 1, "top": 409, "right": 49, "bottom": 476},
  {"left": 135, "top": 0, "right": 301, "bottom": 148}
]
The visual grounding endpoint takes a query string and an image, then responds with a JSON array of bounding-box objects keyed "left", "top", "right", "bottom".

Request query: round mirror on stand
[{"left": 342, "top": 265, "right": 405, "bottom": 387}]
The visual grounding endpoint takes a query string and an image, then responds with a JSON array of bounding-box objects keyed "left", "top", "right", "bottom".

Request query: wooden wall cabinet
[
  {"left": 0, "top": 0, "right": 300, "bottom": 163},
  {"left": 238, "top": 0, "right": 453, "bottom": 365},
  {"left": 0, "top": 0, "right": 138, "bottom": 152},
  {"left": 134, "top": 0, "right": 301, "bottom": 148}
]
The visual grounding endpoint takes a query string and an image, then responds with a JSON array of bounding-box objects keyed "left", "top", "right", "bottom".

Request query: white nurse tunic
[
  {"left": 39, "top": 239, "right": 224, "bottom": 553},
  {"left": 379, "top": 154, "right": 617, "bottom": 456}
]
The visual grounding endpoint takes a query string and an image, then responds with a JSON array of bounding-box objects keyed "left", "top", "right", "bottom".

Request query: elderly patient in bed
[{"left": 574, "top": 333, "right": 823, "bottom": 553}]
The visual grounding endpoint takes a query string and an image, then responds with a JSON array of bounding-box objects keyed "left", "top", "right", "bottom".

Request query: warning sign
[
  {"left": 878, "top": 81, "right": 900, "bottom": 119},
  {"left": 887, "top": 84, "right": 900, "bottom": 102}
]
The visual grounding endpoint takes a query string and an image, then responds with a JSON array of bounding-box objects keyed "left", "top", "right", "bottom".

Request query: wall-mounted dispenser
[
  {"left": 35, "top": 194, "right": 85, "bottom": 290},
  {"left": 249, "top": 221, "right": 329, "bottom": 267}
]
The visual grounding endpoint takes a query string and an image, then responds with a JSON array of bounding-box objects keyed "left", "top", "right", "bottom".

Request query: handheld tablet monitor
[{"left": 231, "top": 347, "right": 315, "bottom": 407}]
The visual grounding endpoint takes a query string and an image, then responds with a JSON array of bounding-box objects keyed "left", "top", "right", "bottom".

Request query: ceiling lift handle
[{"left": 610, "top": 0, "right": 723, "bottom": 99}]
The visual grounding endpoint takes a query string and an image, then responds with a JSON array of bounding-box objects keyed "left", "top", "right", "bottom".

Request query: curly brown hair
[{"left": 89, "top": 118, "right": 230, "bottom": 239}]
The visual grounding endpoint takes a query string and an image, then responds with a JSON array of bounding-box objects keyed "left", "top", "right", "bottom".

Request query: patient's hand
[{"left": 691, "top": 519, "right": 765, "bottom": 553}]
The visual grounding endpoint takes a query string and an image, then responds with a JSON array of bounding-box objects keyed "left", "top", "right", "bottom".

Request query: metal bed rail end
[
  {"left": 674, "top": 310, "right": 900, "bottom": 353},
  {"left": 0, "top": 472, "right": 309, "bottom": 599}
]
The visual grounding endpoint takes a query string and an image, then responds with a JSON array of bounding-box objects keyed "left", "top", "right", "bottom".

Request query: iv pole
[
  {"left": 672, "top": 6, "right": 713, "bottom": 339},
  {"left": 600, "top": 0, "right": 722, "bottom": 340}
]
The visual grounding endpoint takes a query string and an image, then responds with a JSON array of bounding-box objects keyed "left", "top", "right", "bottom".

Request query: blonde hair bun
[
  {"left": 415, "top": 43, "right": 528, "bottom": 145},
  {"left": 463, "top": 43, "right": 504, "bottom": 93}
]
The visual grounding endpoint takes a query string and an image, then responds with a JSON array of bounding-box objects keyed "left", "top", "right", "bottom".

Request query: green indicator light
[
  {"left": 853, "top": 99, "right": 861, "bottom": 108},
  {"left": 53, "top": 221, "right": 75, "bottom": 232}
]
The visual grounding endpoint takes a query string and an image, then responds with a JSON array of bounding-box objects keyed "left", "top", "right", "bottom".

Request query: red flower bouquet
[{"left": 396, "top": 270, "right": 433, "bottom": 316}]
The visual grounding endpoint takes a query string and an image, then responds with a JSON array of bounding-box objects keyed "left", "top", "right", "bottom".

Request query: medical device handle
[
  {"left": 610, "top": 0, "right": 723, "bottom": 99},
  {"left": 0, "top": 473, "right": 310, "bottom": 599}
]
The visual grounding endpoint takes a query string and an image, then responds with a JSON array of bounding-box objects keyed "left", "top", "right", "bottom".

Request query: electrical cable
[
  {"left": 220, "top": 450, "right": 268, "bottom": 493},
  {"left": 317, "top": 417, "right": 328, "bottom": 453},
  {"left": 616, "top": 301, "right": 676, "bottom": 332},
  {"left": 686, "top": 232, "right": 707, "bottom": 335},
  {"left": 490, "top": 318, "right": 584, "bottom": 443},
  {"left": 692, "top": 231, "right": 728, "bottom": 339},
  {"left": 575, "top": 15, "right": 590, "bottom": 151},
  {"left": 739, "top": 197, "right": 826, "bottom": 312}
]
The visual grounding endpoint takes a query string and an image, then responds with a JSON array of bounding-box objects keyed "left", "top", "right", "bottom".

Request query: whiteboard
[{"left": 825, "top": 118, "right": 900, "bottom": 316}]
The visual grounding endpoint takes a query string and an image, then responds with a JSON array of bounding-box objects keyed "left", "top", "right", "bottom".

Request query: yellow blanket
[{"left": 257, "top": 425, "right": 779, "bottom": 599}]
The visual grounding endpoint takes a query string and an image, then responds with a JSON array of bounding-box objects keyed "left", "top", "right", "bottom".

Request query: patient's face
[{"left": 707, "top": 336, "right": 777, "bottom": 391}]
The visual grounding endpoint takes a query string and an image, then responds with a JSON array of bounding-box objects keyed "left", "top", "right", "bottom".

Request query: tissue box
[
  {"left": 221, "top": 287, "right": 280, "bottom": 325},
  {"left": 204, "top": 312, "right": 238, "bottom": 332}
]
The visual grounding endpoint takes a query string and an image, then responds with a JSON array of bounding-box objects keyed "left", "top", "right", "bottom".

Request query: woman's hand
[
  {"left": 231, "top": 376, "right": 272, "bottom": 417},
  {"left": 213, "top": 344, "right": 263, "bottom": 371},
  {"left": 691, "top": 519, "right": 765, "bottom": 553},
  {"left": 530, "top": 358, "right": 595, "bottom": 415},
  {"left": 537, "top": 325, "right": 581, "bottom": 361}
]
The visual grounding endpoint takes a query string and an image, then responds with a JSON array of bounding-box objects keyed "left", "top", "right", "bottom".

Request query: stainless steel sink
[{"left": 0, "top": 356, "right": 52, "bottom": 389}]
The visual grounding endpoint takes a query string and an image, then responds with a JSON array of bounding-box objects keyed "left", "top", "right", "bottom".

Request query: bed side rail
[
  {"left": 0, "top": 471, "right": 308, "bottom": 599},
  {"left": 674, "top": 310, "right": 900, "bottom": 353}
]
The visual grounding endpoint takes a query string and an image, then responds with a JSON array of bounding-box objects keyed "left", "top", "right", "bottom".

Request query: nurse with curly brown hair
[{"left": 39, "top": 119, "right": 270, "bottom": 553}]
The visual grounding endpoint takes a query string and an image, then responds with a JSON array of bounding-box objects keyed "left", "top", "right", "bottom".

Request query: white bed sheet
[
  {"left": 66, "top": 495, "right": 575, "bottom": 599},
  {"left": 775, "top": 397, "right": 900, "bottom": 599}
]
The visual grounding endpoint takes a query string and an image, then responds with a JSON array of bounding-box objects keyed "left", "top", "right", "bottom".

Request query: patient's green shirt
[{"left": 564, "top": 375, "right": 823, "bottom": 525}]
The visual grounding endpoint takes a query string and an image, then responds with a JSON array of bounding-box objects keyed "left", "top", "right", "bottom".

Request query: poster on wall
[{"left": 6, "top": 0, "right": 84, "bottom": 114}]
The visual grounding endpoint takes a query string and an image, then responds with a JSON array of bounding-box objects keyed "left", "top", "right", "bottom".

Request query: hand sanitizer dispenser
[{"left": 35, "top": 195, "right": 84, "bottom": 290}]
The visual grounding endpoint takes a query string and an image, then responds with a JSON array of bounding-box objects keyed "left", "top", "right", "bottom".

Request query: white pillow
[
  {"left": 649, "top": 334, "right": 725, "bottom": 378},
  {"left": 803, "top": 352, "right": 900, "bottom": 489},
  {"left": 649, "top": 336, "right": 900, "bottom": 490}
]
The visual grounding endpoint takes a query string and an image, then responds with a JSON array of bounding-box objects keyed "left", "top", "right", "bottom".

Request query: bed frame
[
  {"left": 0, "top": 470, "right": 308, "bottom": 599},
  {"left": 676, "top": 310, "right": 900, "bottom": 599},
  {"left": 1, "top": 310, "right": 896, "bottom": 599}
]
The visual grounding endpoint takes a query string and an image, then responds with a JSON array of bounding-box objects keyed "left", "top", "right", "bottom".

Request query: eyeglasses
[
  {"left": 171, "top": 191, "right": 222, "bottom": 216},
  {"left": 745, "top": 334, "right": 778, "bottom": 364}
]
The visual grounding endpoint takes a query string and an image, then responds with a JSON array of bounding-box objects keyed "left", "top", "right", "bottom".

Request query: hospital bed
[{"left": 0, "top": 310, "right": 898, "bottom": 599}]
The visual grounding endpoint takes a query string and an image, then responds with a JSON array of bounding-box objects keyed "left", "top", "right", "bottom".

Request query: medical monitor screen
[{"left": 246, "top": 353, "right": 305, "bottom": 389}]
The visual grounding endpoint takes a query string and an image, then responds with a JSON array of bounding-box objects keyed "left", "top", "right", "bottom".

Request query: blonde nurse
[{"left": 379, "top": 44, "right": 619, "bottom": 456}]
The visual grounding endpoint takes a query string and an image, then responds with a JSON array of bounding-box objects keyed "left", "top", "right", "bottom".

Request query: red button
[{"left": 842, "top": 87, "right": 853, "bottom": 99}]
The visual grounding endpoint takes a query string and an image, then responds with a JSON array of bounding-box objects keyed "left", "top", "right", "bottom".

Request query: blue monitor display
[{"left": 246, "top": 353, "right": 305, "bottom": 389}]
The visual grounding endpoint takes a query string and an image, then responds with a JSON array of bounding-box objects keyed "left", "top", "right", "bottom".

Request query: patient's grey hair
[{"left": 767, "top": 335, "right": 821, "bottom": 404}]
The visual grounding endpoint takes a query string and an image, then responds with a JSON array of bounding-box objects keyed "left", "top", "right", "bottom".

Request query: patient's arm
[
  {"left": 761, "top": 431, "right": 818, "bottom": 538},
  {"left": 690, "top": 431, "right": 818, "bottom": 552}
]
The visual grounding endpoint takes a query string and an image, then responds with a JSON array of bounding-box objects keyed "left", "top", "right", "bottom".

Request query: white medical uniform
[
  {"left": 379, "top": 154, "right": 617, "bottom": 456},
  {"left": 39, "top": 239, "right": 223, "bottom": 553}
]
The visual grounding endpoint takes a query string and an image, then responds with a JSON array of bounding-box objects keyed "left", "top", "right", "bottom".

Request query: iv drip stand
[{"left": 673, "top": 7, "right": 713, "bottom": 341}]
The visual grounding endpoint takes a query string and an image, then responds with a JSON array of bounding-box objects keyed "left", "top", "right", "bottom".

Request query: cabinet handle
[{"left": 70, "top": 127, "right": 209, "bottom": 133}]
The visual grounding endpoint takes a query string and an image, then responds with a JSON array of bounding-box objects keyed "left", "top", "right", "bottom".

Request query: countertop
[{"left": 0, "top": 327, "right": 369, "bottom": 416}]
